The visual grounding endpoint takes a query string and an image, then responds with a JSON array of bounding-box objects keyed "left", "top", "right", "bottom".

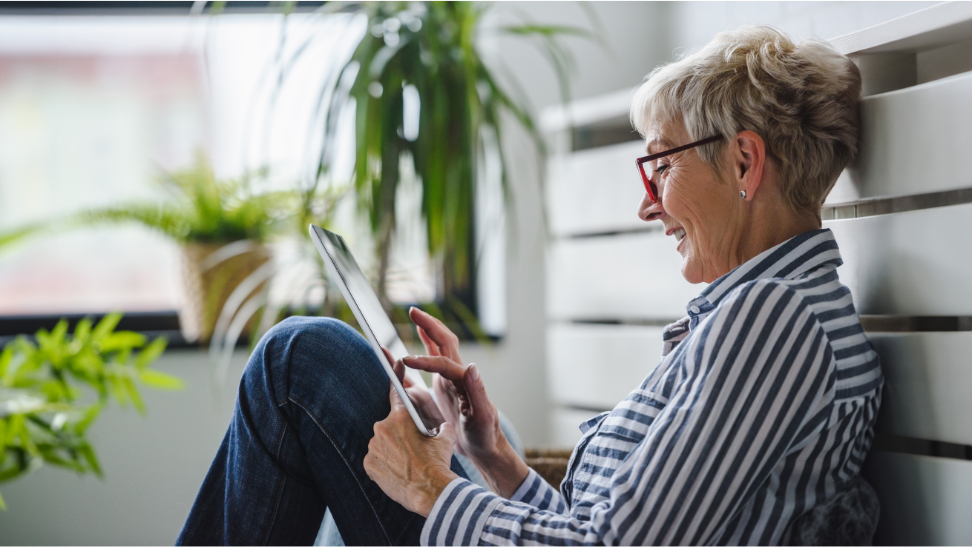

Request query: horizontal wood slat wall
[
  {"left": 869, "top": 333, "right": 972, "bottom": 446},
  {"left": 863, "top": 452, "right": 972, "bottom": 545},
  {"left": 546, "top": 140, "right": 646, "bottom": 237},
  {"left": 542, "top": 7, "right": 972, "bottom": 541},
  {"left": 829, "top": 70, "right": 972, "bottom": 203},
  {"left": 826, "top": 203, "right": 972, "bottom": 316},
  {"left": 547, "top": 324, "right": 665, "bottom": 410},
  {"left": 547, "top": 231, "right": 701, "bottom": 322}
]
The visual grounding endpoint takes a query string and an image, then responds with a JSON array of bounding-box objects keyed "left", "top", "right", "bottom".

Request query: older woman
[{"left": 179, "top": 26, "right": 882, "bottom": 546}]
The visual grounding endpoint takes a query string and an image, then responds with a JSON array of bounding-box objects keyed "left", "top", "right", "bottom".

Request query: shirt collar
[{"left": 680, "top": 228, "right": 843, "bottom": 330}]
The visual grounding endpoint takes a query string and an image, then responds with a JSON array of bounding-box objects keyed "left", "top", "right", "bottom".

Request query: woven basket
[
  {"left": 525, "top": 448, "right": 573, "bottom": 488},
  {"left": 179, "top": 242, "right": 271, "bottom": 344}
]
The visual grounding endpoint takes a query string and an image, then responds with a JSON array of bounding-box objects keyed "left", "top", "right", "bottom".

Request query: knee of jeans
[
  {"left": 264, "top": 316, "right": 363, "bottom": 348},
  {"left": 247, "top": 317, "right": 369, "bottom": 401}
]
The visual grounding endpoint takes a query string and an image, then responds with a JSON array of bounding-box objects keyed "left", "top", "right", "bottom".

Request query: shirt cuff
[
  {"left": 421, "top": 477, "right": 504, "bottom": 546},
  {"left": 508, "top": 467, "right": 564, "bottom": 512}
]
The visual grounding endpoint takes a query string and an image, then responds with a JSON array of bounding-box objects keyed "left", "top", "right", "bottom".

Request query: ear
[{"left": 732, "top": 130, "right": 766, "bottom": 201}]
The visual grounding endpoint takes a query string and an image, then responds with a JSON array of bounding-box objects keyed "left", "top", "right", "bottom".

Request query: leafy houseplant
[
  {"left": 307, "top": 1, "right": 591, "bottom": 319},
  {"left": 71, "top": 154, "right": 291, "bottom": 343},
  {"left": 0, "top": 313, "right": 182, "bottom": 509}
]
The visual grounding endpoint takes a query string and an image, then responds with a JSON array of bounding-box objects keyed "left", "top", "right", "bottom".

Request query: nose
[{"left": 638, "top": 190, "right": 664, "bottom": 222}]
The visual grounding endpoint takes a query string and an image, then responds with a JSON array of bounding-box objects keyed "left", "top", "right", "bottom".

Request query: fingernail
[{"left": 468, "top": 364, "right": 479, "bottom": 381}]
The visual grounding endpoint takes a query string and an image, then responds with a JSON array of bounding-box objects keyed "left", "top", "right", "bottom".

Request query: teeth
[{"left": 673, "top": 228, "right": 686, "bottom": 242}]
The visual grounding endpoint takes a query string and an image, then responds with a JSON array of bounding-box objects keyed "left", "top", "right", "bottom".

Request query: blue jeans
[{"left": 177, "top": 316, "right": 469, "bottom": 546}]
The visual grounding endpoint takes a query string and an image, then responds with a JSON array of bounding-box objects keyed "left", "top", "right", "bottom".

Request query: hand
[
  {"left": 364, "top": 384, "right": 458, "bottom": 516},
  {"left": 396, "top": 307, "right": 529, "bottom": 497},
  {"left": 382, "top": 346, "right": 446, "bottom": 428}
]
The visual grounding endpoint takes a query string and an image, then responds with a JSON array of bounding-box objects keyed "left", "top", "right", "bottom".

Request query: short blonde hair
[{"left": 631, "top": 26, "right": 861, "bottom": 212}]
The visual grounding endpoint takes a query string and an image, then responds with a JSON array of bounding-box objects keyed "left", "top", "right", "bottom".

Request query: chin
[{"left": 680, "top": 260, "right": 705, "bottom": 285}]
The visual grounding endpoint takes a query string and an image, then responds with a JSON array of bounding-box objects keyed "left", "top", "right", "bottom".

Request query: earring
[{"left": 740, "top": 190, "right": 747, "bottom": 199}]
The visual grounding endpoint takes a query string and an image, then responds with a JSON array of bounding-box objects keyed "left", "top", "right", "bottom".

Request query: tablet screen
[
  {"left": 310, "top": 225, "right": 439, "bottom": 434},
  {"left": 318, "top": 229, "right": 410, "bottom": 362}
]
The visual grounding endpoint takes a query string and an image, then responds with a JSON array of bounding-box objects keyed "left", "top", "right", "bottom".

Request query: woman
[{"left": 179, "top": 26, "right": 882, "bottom": 545}]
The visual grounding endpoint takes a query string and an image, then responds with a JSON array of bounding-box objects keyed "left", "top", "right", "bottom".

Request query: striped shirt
[{"left": 422, "top": 228, "right": 883, "bottom": 545}]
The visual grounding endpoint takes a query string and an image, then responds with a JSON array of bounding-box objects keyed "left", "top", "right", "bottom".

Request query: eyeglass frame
[{"left": 636, "top": 134, "right": 724, "bottom": 204}]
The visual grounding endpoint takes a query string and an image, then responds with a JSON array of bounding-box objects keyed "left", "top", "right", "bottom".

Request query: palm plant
[
  {"left": 295, "top": 1, "right": 595, "bottom": 318},
  {"left": 63, "top": 154, "right": 299, "bottom": 343}
]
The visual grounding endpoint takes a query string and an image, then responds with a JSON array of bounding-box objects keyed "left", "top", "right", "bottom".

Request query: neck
[{"left": 716, "top": 202, "right": 821, "bottom": 282}]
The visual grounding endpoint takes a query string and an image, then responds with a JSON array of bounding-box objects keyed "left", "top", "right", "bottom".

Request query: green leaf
[
  {"left": 73, "top": 319, "right": 92, "bottom": 343},
  {"left": 123, "top": 378, "right": 145, "bottom": 414},
  {"left": 92, "top": 313, "right": 123, "bottom": 342},
  {"left": 74, "top": 404, "right": 103, "bottom": 436},
  {"left": 109, "top": 377, "right": 128, "bottom": 407},
  {"left": 134, "top": 337, "right": 167, "bottom": 370},
  {"left": 0, "top": 346, "right": 12, "bottom": 385},
  {"left": 100, "top": 331, "right": 146, "bottom": 353},
  {"left": 78, "top": 443, "right": 103, "bottom": 478},
  {"left": 137, "top": 369, "right": 184, "bottom": 391}
]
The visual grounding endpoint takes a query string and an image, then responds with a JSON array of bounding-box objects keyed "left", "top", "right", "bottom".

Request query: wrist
[
  {"left": 413, "top": 468, "right": 459, "bottom": 518},
  {"left": 470, "top": 440, "right": 529, "bottom": 498}
]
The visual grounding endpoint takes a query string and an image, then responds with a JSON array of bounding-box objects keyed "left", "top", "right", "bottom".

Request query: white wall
[{"left": 0, "top": 350, "right": 249, "bottom": 545}]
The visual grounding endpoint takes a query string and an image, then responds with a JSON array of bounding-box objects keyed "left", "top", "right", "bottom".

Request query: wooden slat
[
  {"left": 826, "top": 203, "right": 972, "bottom": 316},
  {"left": 863, "top": 451, "right": 972, "bottom": 545},
  {"left": 546, "top": 323, "right": 664, "bottom": 410},
  {"left": 546, "top": 140, "right": 647, "bottom": 237},
  {"left": 869, "top": 333, "right": 972, "bottom": 446},
  {"left": 831, "top": 2, "right": 972, "bottom": 56},
  {"left": 828, "top": 71, "right": 972, "bottom": 203},
  {"left": 546, "top": 231, "right": 703, "bottom": 321},
  {"left": 548, "top": 204, "right": 972, "bottom": 321}
]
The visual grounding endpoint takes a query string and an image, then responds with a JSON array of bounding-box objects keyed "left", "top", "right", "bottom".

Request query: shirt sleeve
[{"left": 421, "top": 280, "right": 837, "bottom": 545}]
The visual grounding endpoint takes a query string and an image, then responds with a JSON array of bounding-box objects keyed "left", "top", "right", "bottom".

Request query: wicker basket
[
  {"left": 179, "top": 242, "right": 271, "bottom": 344},
  {"left": 525, "top": 448, "right": 573, "bottom": 488}
]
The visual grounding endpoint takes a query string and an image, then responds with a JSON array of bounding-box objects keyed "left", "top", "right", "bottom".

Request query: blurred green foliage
[{"left": 0, "top": 313, "right": 182, "bottom": 510}]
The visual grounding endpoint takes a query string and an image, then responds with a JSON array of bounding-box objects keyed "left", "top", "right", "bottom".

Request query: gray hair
[{"left": 631, "top": 26, "right": 861, "bottom": 213}]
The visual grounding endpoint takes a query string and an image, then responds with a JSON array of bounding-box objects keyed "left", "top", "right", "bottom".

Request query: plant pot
[{"left": 179, "top": 241, "right": 272, "bottom": 344}]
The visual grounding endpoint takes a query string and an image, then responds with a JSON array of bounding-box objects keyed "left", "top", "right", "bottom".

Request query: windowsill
[{"left": 0, "top": 308, "right": 503, "bottom": 349}]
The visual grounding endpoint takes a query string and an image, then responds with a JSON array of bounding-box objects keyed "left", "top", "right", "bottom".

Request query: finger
[
  {"left": 402, "top": 355, "right": 466, "bottom": 383},
  {"left": 392, "top": 358, "right": 406, "bottom": 385},
  {"left": 409, "top": 307, "right": 461, "bottom": 362},
  {"left": 416, "top": 326, "right": 441, "bottom": 357},
  {"left": 463, "top": 363, "right": 492, "bottom": 418},
  {"left": 388, "top": 383, "right": 406, "bottom": 409}
]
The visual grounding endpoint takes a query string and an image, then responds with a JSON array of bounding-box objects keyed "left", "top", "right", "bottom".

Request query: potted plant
[
  {"left": 0, "top": 313, "right": 181, "bottom": 509},
  {"left": 70, "top": 154, "right": 291, "bottom": 343},
  {"left": 292, "top": 1, "right": 595, "bottom": 324}
]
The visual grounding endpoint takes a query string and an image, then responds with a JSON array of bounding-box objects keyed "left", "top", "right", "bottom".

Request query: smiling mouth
[{"left": 673, "top": 228, "right": 686, "bottom": 242}]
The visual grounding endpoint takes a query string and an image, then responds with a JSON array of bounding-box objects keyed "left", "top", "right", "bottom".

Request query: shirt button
[{"left": 689, "top": 305, "right": 701, "bottom": 314}]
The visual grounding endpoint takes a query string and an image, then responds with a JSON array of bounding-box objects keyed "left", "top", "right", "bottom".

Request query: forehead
[{"left": 642, "top": 119, "right": 688, "bottom": 153}]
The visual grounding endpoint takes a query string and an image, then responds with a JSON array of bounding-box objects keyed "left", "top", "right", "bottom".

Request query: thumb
[{"left": 463, "top": 364, "right": 491, "bottom": 415}]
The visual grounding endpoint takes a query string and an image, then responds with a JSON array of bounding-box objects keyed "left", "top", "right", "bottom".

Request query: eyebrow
[{"left": 645, "top": 137, "right": 676, "bottom": 154}]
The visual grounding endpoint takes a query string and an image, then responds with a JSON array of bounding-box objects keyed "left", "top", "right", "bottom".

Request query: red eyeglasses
[{"left": 636, "top": 134, "right": 723, "bottom": 204}]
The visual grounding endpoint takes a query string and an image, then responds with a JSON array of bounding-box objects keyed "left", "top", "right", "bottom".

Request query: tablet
[{"left": 309, "top": 224, "right": 439, "bottom": 436}]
